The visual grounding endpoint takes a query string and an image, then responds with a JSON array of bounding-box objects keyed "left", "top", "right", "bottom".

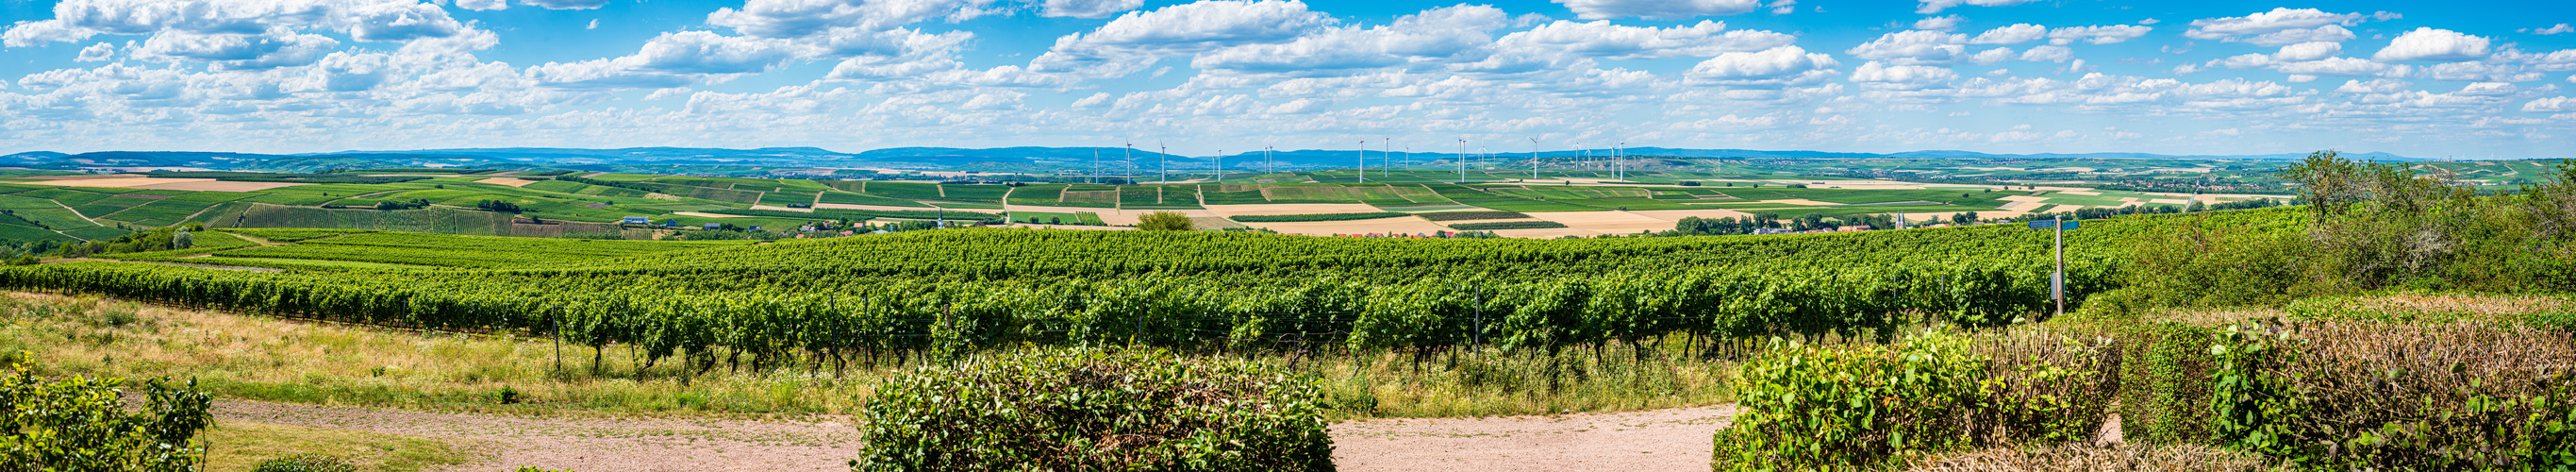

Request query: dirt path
[
  {"left": 1333, "top": 406, "right": 1735, "bottom": 471},
  {"left": 218, "top": 400, "right": 867, "bottom": 471},
  {"left": 214, "top": 400, "right": 1733, "bottom": 471}
]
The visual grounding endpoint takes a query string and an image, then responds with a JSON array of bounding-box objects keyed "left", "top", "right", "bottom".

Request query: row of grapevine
[{"left": 0, "top": 254, "right": 2117, "bottom": 369}]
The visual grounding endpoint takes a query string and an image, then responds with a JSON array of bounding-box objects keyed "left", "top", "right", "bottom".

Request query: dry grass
[
  {"left": 1299, "top": 340, "right": 1736, "bottom": 419},
  {"left": 0, "top": 292, "right": 885, "bottom": 417},
  {"left": 203, "top": 420, "right": 478, "bottom": 472},
  {"left": 1, "top": 291, "right": 1729, "bottom": 421}
]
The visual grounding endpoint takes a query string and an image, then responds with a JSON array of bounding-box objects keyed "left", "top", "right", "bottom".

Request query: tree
[
  {"left": 170, "top": 229, "right": 192, "bottom": 249},
  {"left": 1138, "top": 211, "right": 1193, "bottom": 231}
]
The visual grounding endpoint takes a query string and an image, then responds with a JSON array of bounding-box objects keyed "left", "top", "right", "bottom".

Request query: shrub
[
  {"left": 1138, "top": 211, "right": 1194, "bottom": 231},
  {"left": 851, "top": 347, "right": 1334, "bottom": 471},
  {"left": 0, "top": 355, "right": 213, "bottom": 471},
  {"left": 2207, "top": 320, "right": 2576, "bottom": 469},
  {"left": 1713, "top": 330, "right": 2117, "bottom": 470},
  {"left": 251, "top": 454, "right": 357, "bottom": 472}
]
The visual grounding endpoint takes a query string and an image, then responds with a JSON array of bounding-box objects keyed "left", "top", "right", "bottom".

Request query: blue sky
[{"left": 2, "top": 0, "right": 2573, "bottom": 159}]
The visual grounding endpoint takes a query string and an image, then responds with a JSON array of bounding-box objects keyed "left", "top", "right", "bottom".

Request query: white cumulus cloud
[
  {"left": 1969, "top": 24, "right": 2045, "bottom": 44},
  {"left": 1914, "top": 0, "right": 2037, "bottom": 15},
  {"left": 1550, "top": 0, "right": 1761, "bottom": 20},
  {"left": 520, "top": 0, "right": 607, "bottom": 9},
  {"left": 1497, "top": 20, "right": 1790, "bottom": 59},
  {"left": 1686, "top": 44, "right": 1838, "bottom": 87},
  {"left": 1043, "top": 0, "right": 1144, "bottom": 19},
  {"left": 2185, "top": 8, "right": 2369, "bottom": 39},
  {"left": 2273, "top": 42, "right": 2341, "bottom": 61},
  {"left": 2019, "top": 44, "right": 2071, "bottom": 62},
  {"left": 1914, "top": 15, "right": 1962, "bottom": 32},
  {"left": 1848, "top": 60, "right": 1956, "bottom": 89},
  {"left": 2373, "top": 27, "right": 2490, "bottom": 62},
  {"left": 2526, "top": 96, "right": 2576, "bottom": 111},
  {"left": 2046, "top": 25, "right": 2151, "bottom": 45},
  {"left": 1847, "top": 30, "right": 1967, "bottom": 64}
]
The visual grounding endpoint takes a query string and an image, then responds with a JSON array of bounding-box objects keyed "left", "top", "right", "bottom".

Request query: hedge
[{"left": 852, "top": 347, "right": 1334, "bottom": 471}]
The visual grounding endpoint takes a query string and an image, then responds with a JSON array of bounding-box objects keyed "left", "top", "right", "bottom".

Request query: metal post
[{"left": 2053, "top": 215, "right": 2065, "bottom": 318}]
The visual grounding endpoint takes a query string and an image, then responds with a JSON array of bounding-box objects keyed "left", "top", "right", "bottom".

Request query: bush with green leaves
[
  {"left": 851, "top": 347, "right": 1333, "bottom": 471},
  {"left": 2205, "top": 320, "right": 2576, "bottom": 469},
  {"left": 1137, "top": 211, "right": 1195, "bottom": 231},
  {"left": 1713, "top": 330, "right": 2117, "bottom": 470},
  {"left": 250, "top": 454, "right": 357, "bottom": 472},
  {"left": 0, "top": 356, "right": 213, "bottom": 472}
]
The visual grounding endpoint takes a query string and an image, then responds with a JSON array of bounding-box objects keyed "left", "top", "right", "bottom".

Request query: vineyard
[{"left": 0, "top": 209, "right": 2297, "bottom": 375}]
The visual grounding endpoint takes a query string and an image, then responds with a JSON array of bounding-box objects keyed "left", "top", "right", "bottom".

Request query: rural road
[{"left": 214, "top": 400, "right": 1736, "bottom": 471}]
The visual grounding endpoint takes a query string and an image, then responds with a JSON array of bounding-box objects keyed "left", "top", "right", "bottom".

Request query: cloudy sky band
[{"left": 0, "top": 0, "right": 2570, "bottom": 159}]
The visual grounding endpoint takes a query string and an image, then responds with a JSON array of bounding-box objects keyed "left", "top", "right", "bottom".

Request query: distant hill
[{"left": 0, "top": 146, "right": 2437, "bottom": 172}]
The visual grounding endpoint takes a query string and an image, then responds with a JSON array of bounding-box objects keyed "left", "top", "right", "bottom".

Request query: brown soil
[
  {"left": 1334, "top": 406, "right": 1735, "bottom": 471},
  {"left": 214, "top": 400, "right": 1735, "bottom": 471}
]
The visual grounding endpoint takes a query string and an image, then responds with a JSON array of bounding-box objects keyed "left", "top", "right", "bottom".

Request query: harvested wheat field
[
  {"left": 1202, "top": 203, "right": 1393, "bottom": 216},
  {"left": 1527, "top": 211, "right": 1677, "bottom": 233},
  {"left": 1624, "top": 209, "right": 1756, "bottom": 221},
  {"left": 1243, "top": 217, "right": 1450, "bottom": 236},
  {"left": 475, "top": 177, "right": 537, "bottom": 187},
  {"left": 18, "top": 177, "right": 307, "bottom": 192}
]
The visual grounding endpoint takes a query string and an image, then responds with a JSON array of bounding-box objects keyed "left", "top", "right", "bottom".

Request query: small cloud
[
  {"left": 587, "top": 19, "right": 601, "bottom": 30},
  {"left": 1770, "top": 0, "right": 1797, "bottom": 15},
  {"left": 2533, "top": 24, "right": 2574, "bottom": 35},
  {"left": 75, "top": 42, "right": 115, "bottom": 61},
  {"left": 2138, "top": 18, "right": 2159, "bottom": 25},
  {"left": 1914, "top": 14, "right": 1963, "bottom": 31}
]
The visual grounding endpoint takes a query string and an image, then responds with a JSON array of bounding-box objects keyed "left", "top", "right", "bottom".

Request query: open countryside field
[
  {"left": 0, "top": 157, "right": 2551, "bottom": 472},
  {"left": 0, "top": 164, "right": 2298, "bottom": 250}
]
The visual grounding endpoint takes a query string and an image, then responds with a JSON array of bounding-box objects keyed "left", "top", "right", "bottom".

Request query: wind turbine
[
  {"left": 1122, "top": 141, "right": 1134, "bottom": 184},
  {"left": 1456, "top": 139, "right": 1468, "bottom": 183},
  {"left": 1216, "top": 149, "right": 1223, "bottom": 183},
  {"left": 1091, "top": 148, "right": 1100, "bottom": 184},
  {"left": 1356, "top": 140, "right": 1367, "bottom": 184},
  {"left": 1615, "top": 141, "right": 1626, "bottom": 181},
  {"left": 1158, "top": 141, "right": 1168, "bottom": 184}
]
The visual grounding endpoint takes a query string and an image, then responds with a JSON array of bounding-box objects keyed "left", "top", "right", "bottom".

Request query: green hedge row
[
  {"left": 1717, "top": 312, "right": 2576, "bottom": 470},
  {"left": 853, "top": 347, "right": 1333, "bottom": 471}
]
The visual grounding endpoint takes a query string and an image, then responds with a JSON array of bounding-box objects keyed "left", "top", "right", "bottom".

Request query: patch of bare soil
[
  {"left": 216, "top": 400, "right": 865, "bottom": 472},
  {"left": 1333, "top": 406, "right": 1735, "bottom": 471},
  {"left": 217, "top": 400, "right": 1734, "bottom": 471}
]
